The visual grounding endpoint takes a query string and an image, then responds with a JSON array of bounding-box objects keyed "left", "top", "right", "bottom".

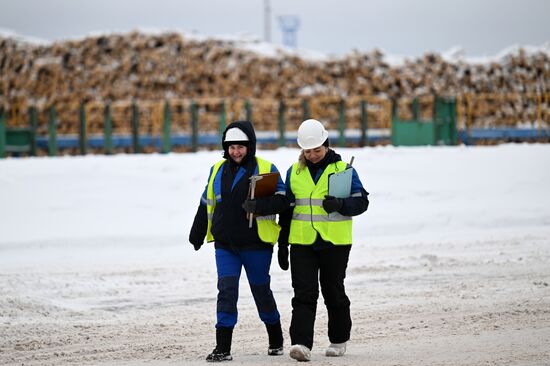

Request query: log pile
[{"left": 1, "top": 31, "right": 548, "bottom": 135}]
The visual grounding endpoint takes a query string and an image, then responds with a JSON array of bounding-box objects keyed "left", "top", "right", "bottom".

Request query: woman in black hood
[{"left": 189, "top": 121, "right": 289, "bottom": 362}]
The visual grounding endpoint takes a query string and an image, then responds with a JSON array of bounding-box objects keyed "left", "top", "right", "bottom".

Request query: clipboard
[
  {"left": 328, "top": 168, "right": 353, "bottom": 198},
  {"left": 251, "top": 172, "right": 280, "bottom": 197},
  {"left": 247, "top": 172, "right": 280, "bottom": 227}
]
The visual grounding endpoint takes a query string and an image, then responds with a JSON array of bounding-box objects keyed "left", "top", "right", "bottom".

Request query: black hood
[{"left": 222, "top": 120, "right": 257, "bottom": 159}]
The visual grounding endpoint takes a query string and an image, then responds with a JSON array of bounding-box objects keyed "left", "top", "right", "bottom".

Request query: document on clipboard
[
  {"left": 250, "top": 172, "right": 280, "bottom": 198},
  {"left": 247, "top": 172, "right": 280, "bottom": 227},
  {"left": 328, "top": 168, "right": 353, "bottom": 198},
  {"left": 328, "top": 156, "right": 355, "bottom": 199}
]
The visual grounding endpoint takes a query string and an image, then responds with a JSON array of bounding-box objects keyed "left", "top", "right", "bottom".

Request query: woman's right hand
[{"left": 278, "top": 245, "right": 289, "bottom": 271}]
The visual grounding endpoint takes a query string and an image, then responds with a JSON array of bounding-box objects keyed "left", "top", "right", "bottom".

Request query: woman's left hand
[
  {"left": 322, "top": 195, "right": 343, "bottom": 213},
  {"left": 242, "top": 198, "right": 257, "bottom": 213}
]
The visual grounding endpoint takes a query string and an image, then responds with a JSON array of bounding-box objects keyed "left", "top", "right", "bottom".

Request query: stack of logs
[{"left": 1, "top": 31, "right": 548, "bottom": 135}]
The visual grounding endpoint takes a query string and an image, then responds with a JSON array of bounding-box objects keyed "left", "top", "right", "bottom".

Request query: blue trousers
[{"left": 215, "top": 248, "right": 280, "bottom": 328}]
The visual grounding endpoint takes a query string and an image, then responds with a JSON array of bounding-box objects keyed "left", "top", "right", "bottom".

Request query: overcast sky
[{"left": 1, "top": 0, "right": 548, "bottom": 57}]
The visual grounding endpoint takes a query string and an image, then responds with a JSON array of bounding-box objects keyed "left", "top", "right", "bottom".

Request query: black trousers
[{"left": 289, "top": 244, "right": 351, "bottom": 349}]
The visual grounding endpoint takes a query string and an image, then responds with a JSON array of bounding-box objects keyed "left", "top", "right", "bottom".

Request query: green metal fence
[
  {"left": 391, "top": 97, "right": 457, "bottom": 146},
  {"left": 0, "top": 95, "right": 508, "bottom": 158}
]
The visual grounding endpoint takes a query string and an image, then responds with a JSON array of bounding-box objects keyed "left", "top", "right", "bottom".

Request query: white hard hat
[
  {"left": 297, "top": 119, "right": 329, "bottom": 149},
  {"left": 224, "top": 127, "right": 249, "bottom": 142}
]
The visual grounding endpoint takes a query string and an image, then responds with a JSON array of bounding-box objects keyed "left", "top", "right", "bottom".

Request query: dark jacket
[
  {"left": 278, "top": 148, "right": 369, "bottom": 249},
  {"left": 189, "top": 121, "right": 289, "bottom": 251}
]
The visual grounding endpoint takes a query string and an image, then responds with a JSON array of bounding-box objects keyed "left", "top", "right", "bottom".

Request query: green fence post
[
  {"left": 190, "top": 101, "right": 198, "bottom": 152},
  {"left": 433, "top": 97, "right": 441, "bottom": 144},
  {"left": 449, "top": 98, "right": 458, "bottom": 145},
  {"left": 131, "top": 100, "right": 140, "bottom": 153},
  {"left": 412, "top": 98, "right": 419, "bottom": 120},
  {"left": 338, "top": 99, "right": 346, "bottom": 147},
  {"left": 0, "top": 108, "right": 6, "bottom": 158},
  {"left": 219, "top": 100, "right": 226, "bottom": 138},
  {"left": 162, "top": 100, "right": 171, "bottom": 154},
  {"left": 360, "top": 100, "right": 368, "bottom": 147},
  {"left": 434, "top": 96, "right": 457, "bottom": 146},
  {"left": 278, "top": 100, "right": 286, "bottom": 147},
  {"left": 302, "top": 99, "right": 310, "bottom": 121},
  {"left": 28, "top": 106, "right": 37, "bottom": 156},
  {"left": 391, "top": 100, "right": 397, "bottom": 146},
  {"left": 79, "top": 102, "right": 87, "bottom": 155},
  {"left": 245, "top": 100, "right": 252, "bottom": 121},
  {"left": 104, "top": 102, "right": 113, "bottom": 155},
  {"left": 48, "top": 105, "right": 57, "bottom": 156}
]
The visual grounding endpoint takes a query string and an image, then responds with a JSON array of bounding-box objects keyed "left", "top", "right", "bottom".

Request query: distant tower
[
  {"left": 264, "top": 0, "right": 271, "bottom": 42},
  {"left": 278, "top": 15, "right": 300, "bottom": 48}
]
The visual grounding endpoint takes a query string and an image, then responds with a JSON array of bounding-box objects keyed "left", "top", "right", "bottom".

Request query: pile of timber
[{"left": 1, "top": 31, "right": 548, "bottom": 134}]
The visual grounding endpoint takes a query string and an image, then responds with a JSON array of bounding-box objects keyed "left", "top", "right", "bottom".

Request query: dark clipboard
[
  {"left": 250, "top": 172, "right": 280, "bottom": 197},
  {"left": 247, "top": 172, "right": 280, "bottom": 226},
  {"left": 328, "top": 168, "right": 353, "bottom": 198}
]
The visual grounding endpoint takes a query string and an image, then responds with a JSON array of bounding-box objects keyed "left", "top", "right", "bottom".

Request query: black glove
[
  {"left": 278, "top": 245, "right": 289, "bottom": 271},
  {"left": 322, "top": 195, "right": 343, "bottom": 213},
  {"left": 242, "top": 198, "right": 257, "bottom": 213},
  {"left": 189, "top": 234, "right": 203, "bottom": 251},
  {"left": 189, "top": 204, "right": 207, "bottom": 251}
]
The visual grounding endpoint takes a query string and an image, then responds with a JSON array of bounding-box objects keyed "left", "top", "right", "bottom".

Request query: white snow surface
[
  {"left": 1, "top": 145, "right": 549, "bottom": 249},
  {"left": 1, "top": 144, "right": 550, "bottom": 365}
]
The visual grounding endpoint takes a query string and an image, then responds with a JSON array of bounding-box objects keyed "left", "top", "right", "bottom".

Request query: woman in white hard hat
[
  {"left": 277, "top": 119, "right": 369, "bottom": 361},
  {"left": 189, "top": 120, "right": 289, "bottom": 362}
]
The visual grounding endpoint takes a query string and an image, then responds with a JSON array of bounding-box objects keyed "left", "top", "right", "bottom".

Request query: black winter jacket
[{"left": 189, "top": 121, "right": 289, "bottom": 252}]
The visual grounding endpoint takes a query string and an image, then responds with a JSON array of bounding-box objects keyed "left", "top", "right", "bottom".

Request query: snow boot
[
  {"left": 289, "top": 344, "right": 311, "bottom": 362},
  {"left": 206, "top": 327, "right": 233, "bottom": 362},
  {"left": 266, "top": 321, "right": 284, "bottom": 356},
  {"left": 206, "top": 349, "right": 232, "bottom": 362},
  {"left": 325, "top": 342, "right": 346, "bottom": 357}
]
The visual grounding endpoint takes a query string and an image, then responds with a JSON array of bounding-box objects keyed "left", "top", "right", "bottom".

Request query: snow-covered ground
[{"left": 1, "top": 144, "right": 550, "bottom": 365}]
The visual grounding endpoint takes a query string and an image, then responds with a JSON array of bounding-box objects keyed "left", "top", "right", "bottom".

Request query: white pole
[{"left": 264, "top": 0, "right": 271, "bottom": 43}]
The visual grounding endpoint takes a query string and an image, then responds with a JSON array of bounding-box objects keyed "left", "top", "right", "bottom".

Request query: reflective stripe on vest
[
  {"left": 289, "top": 160, "right": 352, "bottom": 245},
  {"left": 205, "top": 157, "right": 281, "bottom": 244}
]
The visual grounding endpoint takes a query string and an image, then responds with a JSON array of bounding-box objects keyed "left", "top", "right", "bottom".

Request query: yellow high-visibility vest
[
  {"left": 205, "top": 157, "right": 281, "bottom": 244},
  {"left": 289, "top": 161, "right": 352, "bottom": 245}
]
